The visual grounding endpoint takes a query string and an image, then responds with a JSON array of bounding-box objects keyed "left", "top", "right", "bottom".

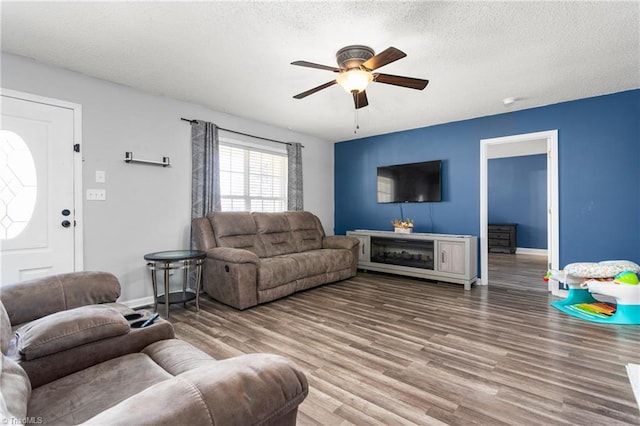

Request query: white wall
[{"left": 1, "top": 53, "right": 335, "bottom": 304}]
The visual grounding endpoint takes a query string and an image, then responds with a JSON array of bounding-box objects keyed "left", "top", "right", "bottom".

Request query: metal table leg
[
  {"left": 164, "top": 262, "right": 170, "bottom": 318},
  {"left": 182, "top": 262, "right": 188, "bottom": 308},
  {"left": 195, "top": 260, "right": 203, "bottom": 312},
  {"left": 150, "top": 263, "right": 158, "bottom": 313}
]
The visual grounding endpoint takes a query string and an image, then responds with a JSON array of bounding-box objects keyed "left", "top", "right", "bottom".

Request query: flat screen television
[{"left": 377, "top": 160, "right": 442, "bottom": 203}]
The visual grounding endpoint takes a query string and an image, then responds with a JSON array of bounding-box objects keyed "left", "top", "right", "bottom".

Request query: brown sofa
[
  {"left": 192, "top": 211, "right": 359, "bottom": 310},
  {"left": 0, "top": 272, "right": 308, "bottom": 425}
]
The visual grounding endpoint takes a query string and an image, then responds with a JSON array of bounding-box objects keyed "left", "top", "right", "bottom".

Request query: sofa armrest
[
  {"left": 207, "top": 247, "right": 261, "bottom": 265},
  {"left": 0, "top": 272, "right": 121, "bottom": 326},
  {"left": 322, "top": 235, "right": 359, "bottom": 250},
  {"left": 15, "top": 305, "right": 129, "bottom": 361},
  {"left": 83, "top": 354, "right": 308, "bottom": 426},
  {"left": 323, "top": 236, "right": 360, "bottom": 277},
  {"left": 201, "top": 250, "right": 260, "bottom": 309}
]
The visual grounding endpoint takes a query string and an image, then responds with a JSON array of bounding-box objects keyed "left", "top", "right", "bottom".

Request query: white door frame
[
  {"left": 1, "top": 88, "right": 84, "bottom": 271},
  {"left": 479, "top": 130, "right": 559, "bottom": 293}
]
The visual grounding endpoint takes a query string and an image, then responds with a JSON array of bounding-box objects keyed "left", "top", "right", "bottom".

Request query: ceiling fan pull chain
[{"left": 354, "top": 102, "right": 359, "bottom": 134}]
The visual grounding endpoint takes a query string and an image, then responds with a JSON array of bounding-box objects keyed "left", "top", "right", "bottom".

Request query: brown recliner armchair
[{"left": 0, "top": 272, "right": 308, "bottom": 425}]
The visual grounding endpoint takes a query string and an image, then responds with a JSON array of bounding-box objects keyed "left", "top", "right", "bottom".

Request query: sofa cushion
[
  {"left": 0, "top": 354, "right": 31, "bottom": 421},
  {"left": 28, "top": 353, "right": 173, "bottom": 425},
  {"left": 296, "top": 269, "right": 355, "bottom": 293},
  {"left": 142, "top": 339, "right": 215, "bottom": 376},
  {"left": 258, "top": 257, "right": 300, "bottom": 290},
  {"left": 286, "top": 211, "right": 324, "bottom": 252},
  {"left": 209, "top": 212, "right": 266, "bottom": 257},
  {"left": 288, "top": 249, "right": 354, "bottom": 277},
  {"left": 16, "top": 305, "right": 130, "bottom": 361},
  {"left": 254, "top": 212, "right": 297, "bottom": 257},
  {"left": 258, "top": 282, "right": 299, "bottom": 305}
]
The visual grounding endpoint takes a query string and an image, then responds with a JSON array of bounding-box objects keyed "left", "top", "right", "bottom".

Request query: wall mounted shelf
[{"left": 124, "top": 152, "right": 170, "bottom": 167}]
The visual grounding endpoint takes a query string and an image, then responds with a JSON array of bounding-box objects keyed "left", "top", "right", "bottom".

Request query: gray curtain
[
  {"left": 286, "top": 142, "right": 304, "bottom": 211},
  {"left": 191, "top": 120, "right": 220, "bottom": 243}
]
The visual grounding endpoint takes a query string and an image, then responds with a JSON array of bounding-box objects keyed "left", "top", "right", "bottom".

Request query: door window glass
[{"left": 0, "top": 130, "right": 37, "bottom": 239}]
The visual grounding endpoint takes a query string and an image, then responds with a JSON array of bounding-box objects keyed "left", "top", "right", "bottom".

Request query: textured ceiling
[{"left": 2, "top": 1, "right": 639, "bottom": 142}]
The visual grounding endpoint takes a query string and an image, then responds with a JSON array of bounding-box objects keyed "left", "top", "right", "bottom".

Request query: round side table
[{"left": 144, "top": 250, "right": 206, "bottom": 318}]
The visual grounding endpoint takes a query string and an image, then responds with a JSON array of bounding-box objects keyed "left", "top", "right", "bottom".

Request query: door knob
[
  {"left": 61, "top": 220, "right": 71, "bottom": 228},
  {"left": 61, "top": 209, "right": 71, "bottom": 216}
]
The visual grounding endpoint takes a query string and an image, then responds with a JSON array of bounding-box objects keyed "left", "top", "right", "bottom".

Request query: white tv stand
[{"left": 346, "top": 230, "right": 478, "bottom": 290}]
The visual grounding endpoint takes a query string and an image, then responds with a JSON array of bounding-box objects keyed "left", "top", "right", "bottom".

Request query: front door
[{"left": 1, "top": 91, "right": 81, "bottom": 284}]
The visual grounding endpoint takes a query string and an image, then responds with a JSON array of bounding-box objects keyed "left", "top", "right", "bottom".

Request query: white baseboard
[
  {"left": 120, "top": 296, "right": 154, "bottom": 309},
  {"left": 516, "top": 247, "right": 548, "bottom": 256}
]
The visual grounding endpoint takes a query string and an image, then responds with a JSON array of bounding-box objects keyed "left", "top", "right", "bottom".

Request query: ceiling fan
[{"left": 291, "top": 45, "right": 429, "bottom": 109}]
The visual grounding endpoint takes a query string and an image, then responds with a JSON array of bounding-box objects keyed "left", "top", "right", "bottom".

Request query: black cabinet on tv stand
[{"left": 488, "top": 224, "right": 517, "bottom": 254}]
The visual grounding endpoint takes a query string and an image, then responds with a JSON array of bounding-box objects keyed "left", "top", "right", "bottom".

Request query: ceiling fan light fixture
[
  {"left": 337, "top": 69, "right": 373, "bottom": 94},
  {"left": 292, "top": 45, "right": 428, "bottom": 109}
]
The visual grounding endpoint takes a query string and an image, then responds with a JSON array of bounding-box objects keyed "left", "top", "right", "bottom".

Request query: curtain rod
[{"left": 180, "top": 118, "right": 303, "bottom": 147}]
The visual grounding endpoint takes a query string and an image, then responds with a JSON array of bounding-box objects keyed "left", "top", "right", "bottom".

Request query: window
[
  {"left": 0, "top": 130, "right": 37, "bottom": 240},
  {"left": 219, "top": 142, "right": 287, "bottom": 212}
]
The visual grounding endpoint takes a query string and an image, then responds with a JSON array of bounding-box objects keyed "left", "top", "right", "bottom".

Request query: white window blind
[{"left": 219, "top": 143, "right": 287, "bottom": 212}]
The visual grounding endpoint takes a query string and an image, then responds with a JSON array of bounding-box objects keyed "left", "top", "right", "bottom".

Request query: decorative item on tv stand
[{"left": 392, "top": 218, "right": 413, "bottom": 234}]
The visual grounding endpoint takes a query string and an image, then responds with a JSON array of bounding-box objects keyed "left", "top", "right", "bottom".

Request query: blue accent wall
[
  {"left": 334, "top": 89, "right": 640, "bottom": 266},
  {"left": 488, "top": 155, "right": 547, "bottom": 249}
]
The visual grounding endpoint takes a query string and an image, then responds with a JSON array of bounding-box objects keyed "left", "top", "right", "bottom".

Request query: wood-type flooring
[{"left": 169, "top": 253, "right": 640, "bottom": 425}]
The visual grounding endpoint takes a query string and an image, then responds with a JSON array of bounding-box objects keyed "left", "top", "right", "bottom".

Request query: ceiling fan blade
[
  {"left": 362, "top": 47, "right": 406, "bottom": 70},
  {"left": 293, "top": 80, "right": 337, "bottom": 99},
  {"left": 291, "top": 60, "right": 341, "bottom": 72},
  {"left": 353, "top": 91, "right": 369, "bottom": 109},
  {"left": 374, "top": 73, "right": 429, "bottom": 90}
]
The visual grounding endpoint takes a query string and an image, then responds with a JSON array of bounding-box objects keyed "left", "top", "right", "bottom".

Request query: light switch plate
[
  {"left": 95, "top": 170, "right": 106, "bottom": 183},
  {"left": 86, "top": 189, "right": 106, "bottom": 201}
]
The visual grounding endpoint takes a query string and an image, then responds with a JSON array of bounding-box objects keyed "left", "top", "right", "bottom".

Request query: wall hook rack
[{"left": 124, "top": 152, "right": 170, "bottom": 167}]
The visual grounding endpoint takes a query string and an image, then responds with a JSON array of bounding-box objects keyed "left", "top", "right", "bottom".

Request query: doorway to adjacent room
[{"left": 479, "top": 130, "right": 559, "bottom": 294}]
